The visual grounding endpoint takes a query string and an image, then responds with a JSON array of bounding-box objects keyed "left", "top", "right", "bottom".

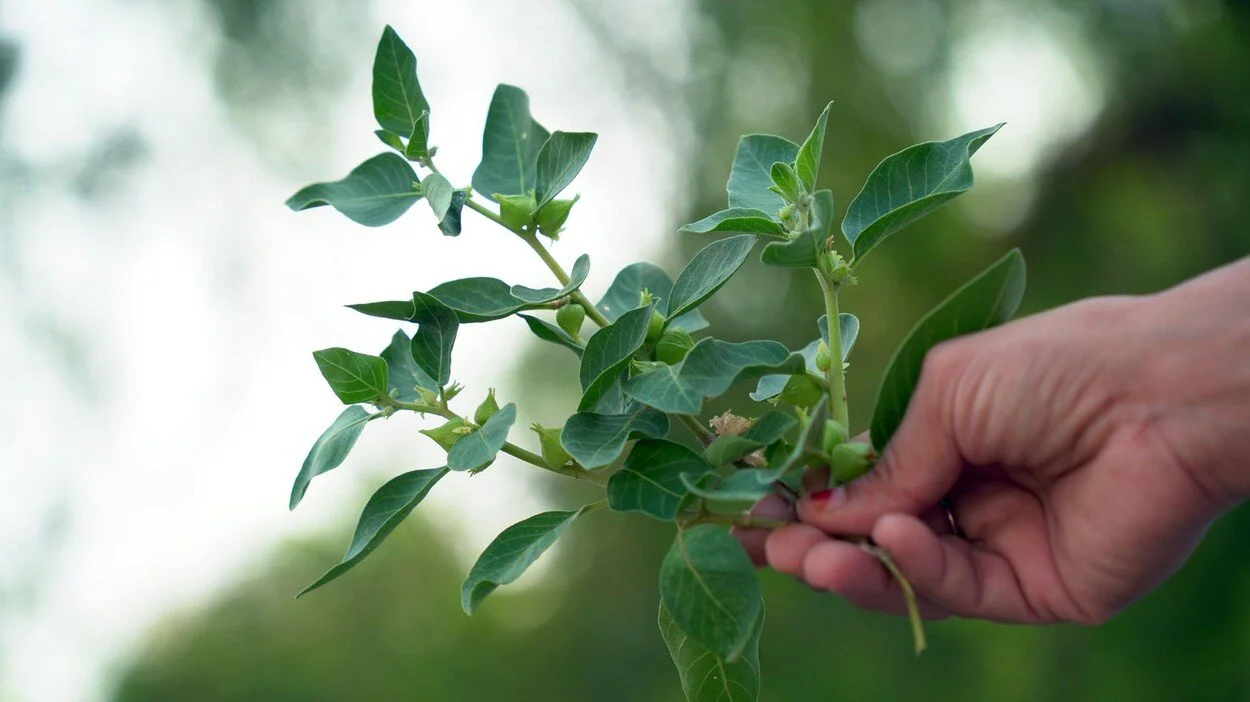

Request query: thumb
[{"left": 797, "top": 349, "right": 966, "bottom": 535}]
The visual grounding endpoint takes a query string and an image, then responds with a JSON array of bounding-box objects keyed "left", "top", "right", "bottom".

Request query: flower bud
[
  {"left": 556, "top": 303, "right": 586, "bottom": 340},
  {"left": 814, "top": 341, "right": 832, "bottom": 373},
  {"left": 655, "top": 328, "right": 694, "bottom": 364},
  {"left": 473, "top": 388, "right": 500, "bottom": 425},
  {"left": 828, "top": 442, "right": 877, "bottom": 486}
]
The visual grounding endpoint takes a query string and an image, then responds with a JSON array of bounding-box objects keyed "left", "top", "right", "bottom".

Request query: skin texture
[{"left": 736, "top": 257, "right": 1250, "bottom": 624}]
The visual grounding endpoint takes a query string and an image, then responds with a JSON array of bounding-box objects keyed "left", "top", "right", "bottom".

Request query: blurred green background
[{"left": 4, "top": 0, "right": 1248, "bottom": 700}]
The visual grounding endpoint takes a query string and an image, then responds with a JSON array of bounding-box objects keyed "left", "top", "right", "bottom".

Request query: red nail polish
[{"left": 809, "top": 489, "right": 835, "bottom": 502}]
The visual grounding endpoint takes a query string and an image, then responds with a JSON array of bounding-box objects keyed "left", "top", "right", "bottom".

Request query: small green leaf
[
  {"left": 843, "top": 124, "right": 1003, "bottom": 262},
  {"left": 727, "top": 134, "right": 800, "bottom": 216},
  {"left": 472, "top": 84, "right": 550, "bottom": 199},
  {"left": 299, "top": 467, "right": 447, "bottom": 596},
  {"left": 536, "top": 196, "right": 578, "bottom": 239},
  {"left": 578, "top": 304, "right": 654, "bottom": 411},
  {"left": 625, "top": 339, "right": 805, "bottom": 415},
  {"left": 680, "top": 471, "right": 775, "bottom": 505},
  {"left": 795, "top": 101, "right": 832, "bottom": 192},
  {"left": 381, "top": 330, "right": 436, "bottom": 402},
  {"left": 517, "top": 314, "right": 583, "bottom": 357},
  {"left": 447, "top": 403, "right": 517, "bottom": 472},
  {"left": 422, "top": 172, "right": 454, "bottom": 222},
  {"left": 560, "top": 407, "right": 669, "bottom": 469},
  {"left": 290, "top": 406, "right": 375, "bottom": 510},
  {"left": 679, "top": 208, "right": 788, "bottom": 239},
  {"left": 596, "top": 263, "right": 708, "bottom": 333},
  {"left": 372, "top": 26, "right": 430, "bottom": 140},
  {"left": 420, "top": 417, "right": 470, "bottom": 452},
  {"left": 871, "top": 249, "right": 1026, "bottom": 450},
  {"left": 532, "top": 423, "right": 573, "bottom": 469},
  {"left": 704, "top": 411, "right": 797, "bottom": 466},
  {"left": 286, "top": 153, "right": 422, "bottom": 227},
  {"left": 667, "top": 235, "right": 756, "bottom": 321},
  {"left": 534, "top": 131, "right": 597, "bottom": 209},
  {"left": 461, "top": 506, "right": 592, "bottom": 614},
  {"left": 405, "top": 111, "right": 430, "bottom": 161},
  {"left": 660, "top": 525, "right": 763, "bottom": 661},
  {"left": 409, "top": 292, "right": 459, "bottom": 386},
  {"left": 753, "top": 396, "right": 827, "bottom": 484},
  {"left": 375, "top": 129, "right": 405, "bottom": 152},
  {"left": 312, "top": 348, "right": 389, "bottom": 405},
  {"left": 659, "top": 601, "right": 762, "bottom": 702},
  {"left": 438, "top": 190, "right": 466, "bottom": 236},
  {"left": 606, "top": 439, "right": 711, "bottom": 520},
  {"left": 510, "top": 254, "right": 590, "bottom": 303},
  {"left": 760, "top": 189, "right": 833, "bottom": 269},
  {"left": 769, "top": 161, "right": 803, "bottom": 202},
  {"left": 752, "top": 312, "right": 858, "bottom": 403}
]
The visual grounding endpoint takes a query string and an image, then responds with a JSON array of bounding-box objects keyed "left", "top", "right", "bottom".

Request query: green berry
[
  {"left": 532, "top": 423, "right": 572, "bottom": 469},
  {"left": 828, "top": 442, "right": 877, "bottom": 486},
  {"left": 655, "top": 328, "right": 694, "bottom": 364},
  {"left": 814, "top": 341, "right": 832, "bottom": 372},
  {"left": 820, "top": 419, "right": 848, "bottom": 456},
  {"left": 556, "top": 303, "right": 586, "bottom": 340},
  {"left": 646, "top": 309, "right": 667, "bottom": 342},
  {"left": 420, "top": 418, "right": 471, "bottom": 452},
  {"left": 473, "top": 389, "right": 499, "bottom": 425}
]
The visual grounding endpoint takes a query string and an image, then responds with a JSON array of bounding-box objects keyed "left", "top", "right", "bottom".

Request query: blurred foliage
[{"left": 114, "top": 0, "right": 1250, "bottom": 700}]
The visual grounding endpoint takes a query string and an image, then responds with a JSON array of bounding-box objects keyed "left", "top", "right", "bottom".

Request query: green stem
[
  {"left": 862, "top": 543, "right": 927, "bottom": 656},
  {"left": 816, "top": 271, "right": 850, "bottom": 428},
  {"left": 678, "top": 414, "right": 716, "bottom": 446},
  {"left": 464, "top": 197, "right": 510, "bottom": 230},
  {"left": 519, "top": 232, "right": 610, "bottom": 328}
]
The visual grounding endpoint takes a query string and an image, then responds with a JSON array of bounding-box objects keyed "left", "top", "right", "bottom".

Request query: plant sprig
[{"left": 284, "top": 25, "right": 1025, "bottom": 702}]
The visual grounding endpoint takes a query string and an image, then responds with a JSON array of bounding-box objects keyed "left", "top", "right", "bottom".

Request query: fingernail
[{"left": 807, "top": 487, "right": 846, "bottom": 510}]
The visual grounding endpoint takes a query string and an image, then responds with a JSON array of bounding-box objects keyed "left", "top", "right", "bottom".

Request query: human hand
[{"left": 738, "top": 259, "right": 1250, "bottom": 624}]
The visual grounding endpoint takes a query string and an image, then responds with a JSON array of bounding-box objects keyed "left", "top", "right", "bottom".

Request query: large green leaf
[
  {"left": 659, "top": 602, "right": 763, "bottom": 702},
  {"left": 312, "top": 348, "right": 388, "bottom": 405},
  {"left": 795, "top": 102, "right": 832, "bottom": 192},
  {"left": 510, "top": 254, "right": 590, "bottom": 303},
  {"left": 461, "top": 506, "right": 591, "bottom": 614},
  {"left": 727, "top": 134, "right": 800, "bottom": 216},
  {"left": 752, "top": 312, "right": 858, "bottom": 403},
  {"left": 372, "top": 26, "right": 430, "bottom": 142},
  {"left": 679, "top": 209, "right": 788, "bottom": 239},
  {"left": 760, "top": 189, "right": 833, "bottom": 269},
  {"left": 298, "top": 467, "right": 447, "bottom": 596},
  {"left": 560, "top": 407, "right": 669, "bottom": 469},
  {"left": 667, "top": 235, "right": 756, "bottom": 322},
  {"left": 471, "top": 84, "right": 550, "bottom": 199},
  {"left": 606, "top": 439, "right": 711, "bottom": 520},
  {"left": 380, "top": 330, "right": 437, "bottom": 402},
  {"left": 871, "top": 249, "right": 1025, "bottom": 450},
  {"left": 753, "top": 396, "right": 827, "bottom": 485},
  {"left": 535, "top": 131, "right": 597, "bottom": 209},
  {"left": 596, "top": 263, "right": 708, "bottom": 333},
  {"left": 517, "top": 314, "right": 583, "bottom": 357},
  {"left": 290, "top": 406, "right": 375, "bottom": 510},
  {"left": 625, "top": 339, "right": 805, "bottom": 415},
  {"left": 422, "top": 173, "right": 455, "bottom": 222},
  {"left": 447, "top": 403, "right": 517, "bottom": 472},
  {"left": 428, "top": 278, "right": 532, "bottom": 322},
  {"left": 286, "top": 153, "right": 422, "bottom": 227},
  {"left": 703, "top": 411, "right": 797, "bottom": 466},
  {"left": 578, "top": 304, "right": 654, "bottom": 411},
  {"left": 409, "top": 292, "right": 459, "bottom": 386},
  {"left": 660, "top": 525, "right": 763, "bottom": 661},
  {"left": 842, "top": 124, "right": 1003, "bottom": 262}
]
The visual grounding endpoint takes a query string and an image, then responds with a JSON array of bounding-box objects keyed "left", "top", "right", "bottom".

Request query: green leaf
[
  {"left": 290, "top": 406, "right": 375, "bottom": 510},
  {"left": 372, "top": 26, "right": 430, "bottom": 140},
  {"left": 795, "top": 101, "right": 832, "bottom": 192},
  {"left": 517, "top": 314, "right": 583, "bottom": 357},
  {"left": 536, "top": 196, "right": 578, "bottom": 239},
  {"left": 409, "top": 292, "right": 459, "bottom": 386},
  {"left": 447, "top": 403, "right": 517, "bottom": 472},
  {"left": 510, "top": 254, "right": 590, "bottom": 303},
  {"left": 427, "top": 278, "right": 529, "bottom": 322},
  {"left": 422, "top": 172, "right": 454, "bottom": 222},
  {"left": 286, "top": 153, "right": 422, "bottom": 227},
  {"left": 842, "top": 124, "right": 1003, "bottom": 262},
  {"left": 769, "top": 161, "right": 803, "bottom": 202},
  {"left": 680, "top": 471, "right": 774, "bottom": 505},
  {"left": 535, "top": 131, "right": 597, "bottom": 209},
  {"left": 472, "top": 84, "right": 550, "bottom": 199},
  {"left": 679, "top": 208, "right": 788, "bottom": 239},
  {"left": 596, "top": 263, "right": 708, "bottom": 333},
  {"left": 704, "top": 411, "right": 797, "bottom": 466},
  {"left": 578, "top": 304, "right": 654, "bottom": 411},
  {"left": 560, "top": 407, "right": 669, "bottom": 469},
  {"left": 660, "top": 525, "right": 763, "bottom": 661},
  {"left": 760, "top": 189, "right": 833, "bottom": 269},
  {"left": 420, "top": 417, "right": 470, "bottom": 452},
  {"left": 667, "top": 235, "right": 756, "bottom": 321},
  {"left": 299, "top": 467, "right": 447, "bottom": 596},
  {"left": 312, "top": 348, "right": 389, "bottom": 405},
  {"left": 606, "top": 439, "right": 711, "bottom": 520},
  {"left": 625, "top": 339, "right": 805, "bottom": 414},
  {"left": 751, "top": 312, "right": 858, "bottom": 403},
  {"left": 727, "top": 134, "right": 800, "bottom": 216},
  {"left": 753, "top": 396, "right": 827, "bottom": 484},
  {"left": 871, "top": 249, "right": 1026, "bottom": 450},
  {"left": 659, "top": 602, "right": 763, "bottom": 702},
  {"left": 405, "top": 111, "right": 431, "bottom": 161},
  {"left": 461, "top": 506, "right": 592, "bottom": 614},
  {"left": 375, "top": 129, "right": 405, "bottom": 152},
  {"left": 438, "top": 190, "right": 466, "bottom": 236},
  {"left": 381, "top": 330, "right": 436, "bottom": 402}
]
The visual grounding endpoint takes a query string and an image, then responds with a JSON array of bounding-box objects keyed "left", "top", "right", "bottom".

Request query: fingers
[{"left": 732, "top": 494, "right": 795, "bottom": 567}]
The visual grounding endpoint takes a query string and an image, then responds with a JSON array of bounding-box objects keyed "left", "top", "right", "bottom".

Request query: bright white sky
[{"left": 0, "top": 1, "right": 1101, "bottom": 700}]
